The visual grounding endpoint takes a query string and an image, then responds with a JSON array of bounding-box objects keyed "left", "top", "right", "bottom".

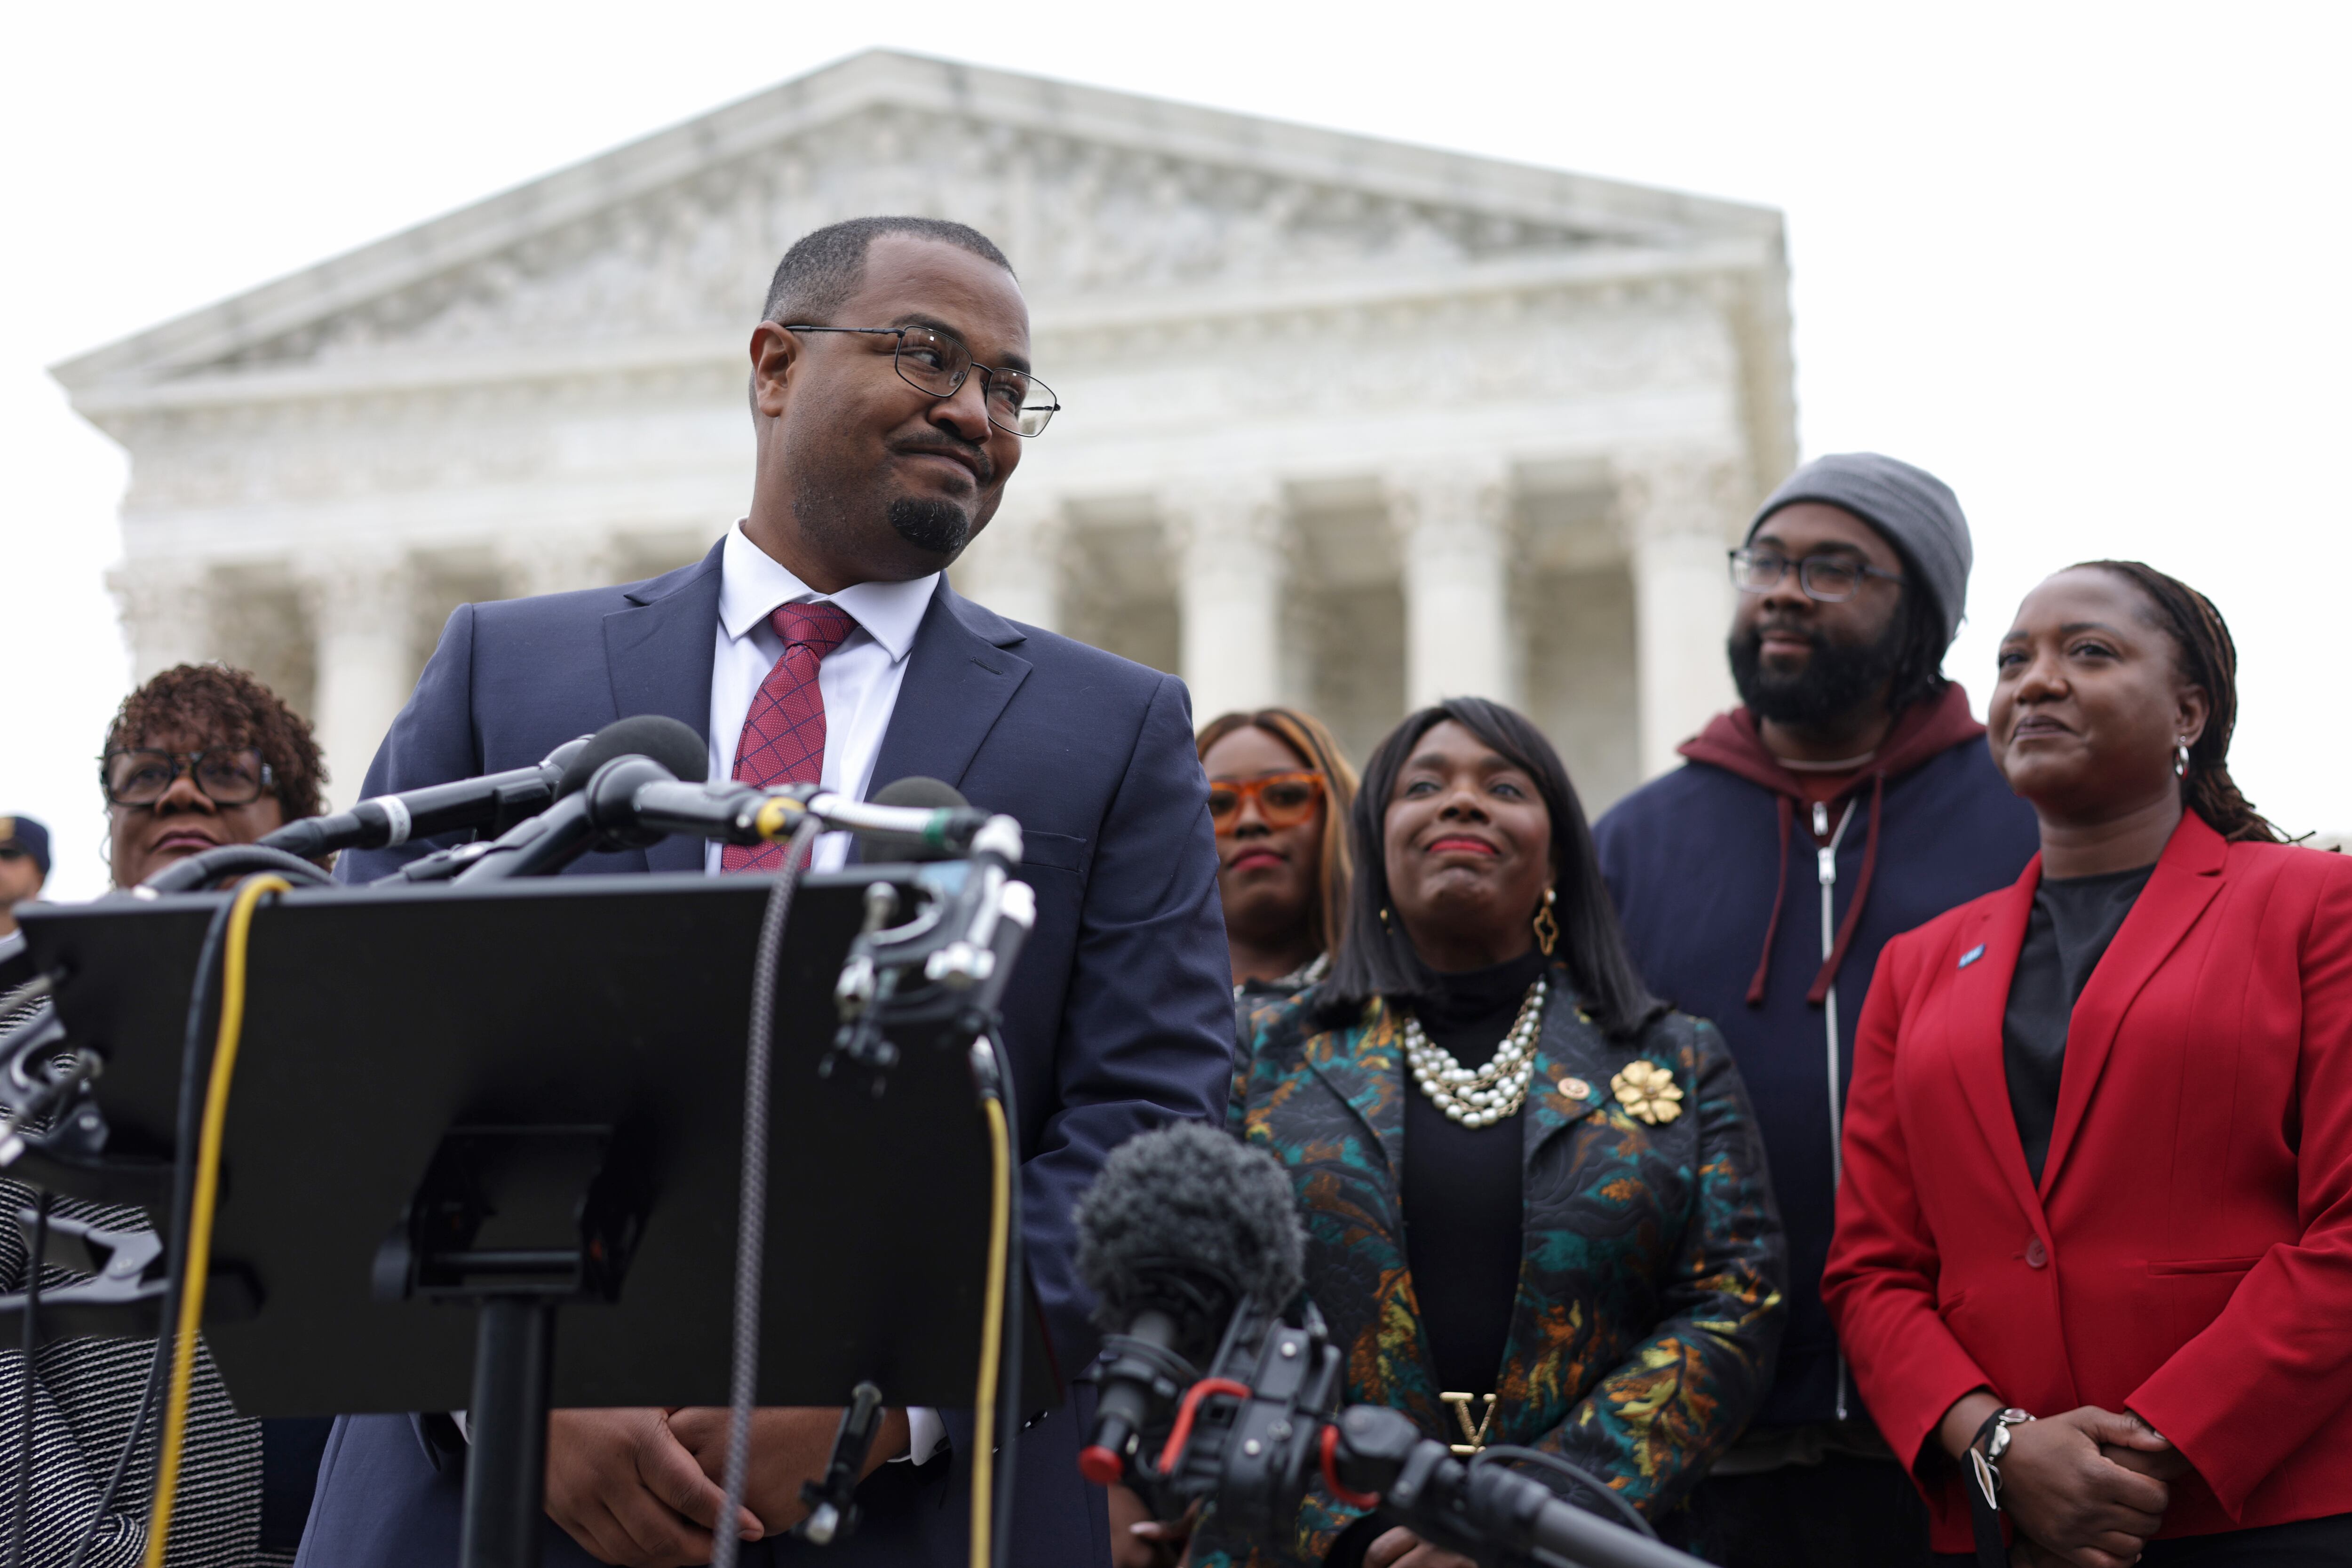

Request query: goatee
[
  {"left": 887, "top": 496, "right": 972, "bottom": 559},
  {"left": 1729, "top": 614, "right": 1904, "bottom": 726}
]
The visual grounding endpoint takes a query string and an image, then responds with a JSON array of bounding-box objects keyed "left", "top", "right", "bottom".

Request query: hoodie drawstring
[
  {"left": 1745, "top": 796, "right": 1795, "bottom": 1007},
  {"left": 1806, "top": 772, "right": 1885, "bottom": 1006}
]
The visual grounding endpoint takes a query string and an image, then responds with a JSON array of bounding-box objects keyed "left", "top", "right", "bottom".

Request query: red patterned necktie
[{"left": 722, "top": 600, "right": 858, "bottom": 872}]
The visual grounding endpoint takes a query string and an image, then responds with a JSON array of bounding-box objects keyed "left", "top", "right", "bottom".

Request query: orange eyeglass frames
[{"left": 1207, "top": 771, "right": 1326, "bottom": 833}]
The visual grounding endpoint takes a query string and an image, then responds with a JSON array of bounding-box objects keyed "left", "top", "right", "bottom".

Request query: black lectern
[{"left": 11, "top": 865, "right": 1055, "bottom": 1564}]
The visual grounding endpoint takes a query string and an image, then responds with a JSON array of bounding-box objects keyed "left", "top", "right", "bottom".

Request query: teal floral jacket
[{"left": 1200, "top": 968, "right": 1786, "bottom": 1565}]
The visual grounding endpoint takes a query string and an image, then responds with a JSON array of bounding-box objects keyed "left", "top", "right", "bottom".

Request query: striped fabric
[{"left": 0, "top": 995, "right": 287, "bottom": 1567}]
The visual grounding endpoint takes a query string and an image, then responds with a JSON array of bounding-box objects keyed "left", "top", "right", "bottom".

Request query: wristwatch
[{"left": 1969, "top": 1407, "right": 2035, "bottom": 1509}]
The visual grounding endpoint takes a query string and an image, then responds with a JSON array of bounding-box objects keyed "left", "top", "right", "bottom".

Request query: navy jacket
[
  {"left": 1591, "top": 688, "right": 2038, "bottom": 1432},
  {"left": 298, "top": 539, "right": 1237, "bottom": 1568}
]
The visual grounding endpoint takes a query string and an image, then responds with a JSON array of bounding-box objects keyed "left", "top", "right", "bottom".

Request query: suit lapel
[
  {"left": 1950, "top": 871, "right": 2047, "bottom": 1227},
  {"left": 867, "top": 582, "right": 1032, "bottom": 798},
  {"left": 1302, "top": 1002, "right": 1408, "bottom": 1182},
  {"left": 603, "top": 540, "right": 723, "bottom": 874},
  {"left": 2039, "top": 813, "right": 2227, "bottom": 1197}
]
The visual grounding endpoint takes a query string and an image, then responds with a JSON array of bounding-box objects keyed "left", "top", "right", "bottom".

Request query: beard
[
  {"left": 1729, "top": 613, "right": 1905, "bottom": 726},
  {"left": 886, "top": 494, "right": 973, "bottom": 558}
]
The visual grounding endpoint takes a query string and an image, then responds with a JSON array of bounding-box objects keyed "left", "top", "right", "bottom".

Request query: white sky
[{"left": 6, "top": 2, "right": 2347, "bottom": 900}]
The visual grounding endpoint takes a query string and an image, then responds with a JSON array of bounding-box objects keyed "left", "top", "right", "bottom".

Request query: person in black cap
[
  {"left": 1591, "top": 454, "right": 2042, "bottom": 1566},
  {"left": 0, "top": 815, "right": 48, "bottom": 939}
]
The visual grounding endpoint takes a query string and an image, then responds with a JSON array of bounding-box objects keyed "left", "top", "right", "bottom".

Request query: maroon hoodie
[{"left": 1677, "top": 683, "right": 1988, "bottom": 1007}]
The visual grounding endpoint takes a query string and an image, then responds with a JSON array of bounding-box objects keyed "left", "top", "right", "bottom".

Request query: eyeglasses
[
  {"left": 1208, "top": 772, "right": 1326, "bottom": 833},
  {"left": 1729, "top": 547, "right": 1905, "bottom": 603},
  {"left": 102, "top": 747, "right": 275, "bottom": 807},
  {"left": 784, "top": 324, "right": 1060, "bottom": 438}
]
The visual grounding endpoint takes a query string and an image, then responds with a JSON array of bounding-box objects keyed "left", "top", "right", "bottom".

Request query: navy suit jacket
[{"left": 298, "top": 540, "right": 1237, "bottom": 1567}]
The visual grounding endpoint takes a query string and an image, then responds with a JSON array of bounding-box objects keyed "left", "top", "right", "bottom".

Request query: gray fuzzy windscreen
[{"left": 1073, "top": 1122, "right": 1305, "bottom": 1331}]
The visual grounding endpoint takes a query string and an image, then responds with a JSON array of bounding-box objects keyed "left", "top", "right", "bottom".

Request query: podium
[{"left": 11, "top": 864, "right": 1055, "bottom": 1564}]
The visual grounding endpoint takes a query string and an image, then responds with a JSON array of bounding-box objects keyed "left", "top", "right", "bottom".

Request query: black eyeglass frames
[
  {"left": 101, "top": 747, "right": 275, "bottom": 807},
  {"left": 784, "top": 324, "right": 1059, "bottom": 438},
  {"left": 1728, "top": 547, "right": 1905, "bottom": 603}
]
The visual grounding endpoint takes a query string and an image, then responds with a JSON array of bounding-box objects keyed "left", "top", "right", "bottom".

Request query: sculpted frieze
[{"left": 201, "top": 105, "right": 1615, "bottom": 376}]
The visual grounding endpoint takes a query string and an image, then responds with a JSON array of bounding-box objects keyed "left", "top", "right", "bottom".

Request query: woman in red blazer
[{"left": 1823, "top": 561, "right": 2352, "bottom": 1567}]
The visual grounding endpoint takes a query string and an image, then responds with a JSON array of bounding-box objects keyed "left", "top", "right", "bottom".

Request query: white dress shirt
[
  {"left": 705, "top": 521, "right": 940, "bottom": 876},
  {"left": 704, "top": 520, "right": 950, "bottom": 1466}
]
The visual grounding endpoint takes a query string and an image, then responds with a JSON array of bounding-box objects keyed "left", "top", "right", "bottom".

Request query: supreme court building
[{"left": 56, "top": 50, "right": 1796, "bottom": 811}]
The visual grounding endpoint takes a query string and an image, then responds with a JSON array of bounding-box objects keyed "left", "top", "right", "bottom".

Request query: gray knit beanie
[{"left": 1746, "top": 453, "right": 1972, "bottom": 649}]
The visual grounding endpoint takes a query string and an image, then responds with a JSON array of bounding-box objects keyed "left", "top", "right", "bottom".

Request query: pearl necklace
[{"left": 1403, "top": 976, "right": 1547, "bottom": 1129}]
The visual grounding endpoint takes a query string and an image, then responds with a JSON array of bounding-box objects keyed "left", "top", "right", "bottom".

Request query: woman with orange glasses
[
  {"left": 1196, "top": 708, "right": 1359, "bottom": 995},
  {"left": 1109, "top": 709, "right": 1361, "bottom": 1568}
]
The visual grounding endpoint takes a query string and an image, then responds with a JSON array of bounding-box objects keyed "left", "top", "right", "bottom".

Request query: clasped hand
[
  {"left": 543, "top": 1405, "right": 910, "bottom": 1568},
  {"left": 1940, "top": 1401, "right": 2188, "bottom": 1568}
]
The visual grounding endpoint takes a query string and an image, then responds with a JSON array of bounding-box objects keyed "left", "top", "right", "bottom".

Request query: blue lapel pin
[{"left": 1958, "top": 943, "right": 1986, "bottom": 969}]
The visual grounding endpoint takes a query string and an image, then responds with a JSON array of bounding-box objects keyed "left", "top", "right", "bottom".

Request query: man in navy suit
[{"left": 296, "top": 217, "right": 1236, "bottom": 1568}]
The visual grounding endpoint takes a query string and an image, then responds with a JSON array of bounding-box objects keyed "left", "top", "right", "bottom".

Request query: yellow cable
[
  {"left": 145, "top": 874, "right": 288, "bottom": 1568},
  {"left": 970, "top": 1093, "right": 1012, "bottom": 1568}
]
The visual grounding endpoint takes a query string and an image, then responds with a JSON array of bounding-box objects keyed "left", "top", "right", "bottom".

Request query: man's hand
[
  {"left": 1364, "top": 1528, "right": 1478, "bottom": 1568},
  {"left": 1995, "top": 1407, "right": 2172, "bottom": 1568},
  {"left": 665, "top": 1406, "right": 911, "bottom": 1536},
  {"left": 544, "top": 1409, "right": 762, "bottom": 1568}
]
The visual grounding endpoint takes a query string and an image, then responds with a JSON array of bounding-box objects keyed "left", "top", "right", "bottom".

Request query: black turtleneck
[{"left": 1402, "top": 947, "right": 1547, "bottom": 1398}]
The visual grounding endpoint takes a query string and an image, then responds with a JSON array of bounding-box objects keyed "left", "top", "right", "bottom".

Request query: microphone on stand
[
  {"left": 1072, "top": 1122, "right": 1305, "bottom": 1487},
  {"left": 446, "top": 716, "right": 708, "bottom": 883},
  {"left": 855, "top": 777, "right": 971, "bottom": 863},
  {"left": 254, "top": 733, "right": 596, "bottom": 861}
]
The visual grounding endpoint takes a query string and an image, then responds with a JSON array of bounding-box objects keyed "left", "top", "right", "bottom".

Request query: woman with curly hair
[
  {"left": 0, "top": 663, "right": 329, "bottom": 1567},
  {"left": 1200, "top": 698, "right": 1787, "bottom": 1568}
]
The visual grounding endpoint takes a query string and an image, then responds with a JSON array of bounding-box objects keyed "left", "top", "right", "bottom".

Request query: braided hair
[{"left": 2077, "top": 560, "right": 2280, "bottom": 844}]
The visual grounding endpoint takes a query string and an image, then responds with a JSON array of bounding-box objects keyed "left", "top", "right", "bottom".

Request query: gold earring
[
  {"left": 1532, "top": 887, "right": 1559, "bottom": 958},
  {"left": 1380, "top": 906, "right": 1393, "bottom": 932}
]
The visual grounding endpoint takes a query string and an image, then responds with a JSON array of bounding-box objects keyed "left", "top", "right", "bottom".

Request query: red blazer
[{"left": 1822, "top": 811, "right": 2352, "bottom": 1551}]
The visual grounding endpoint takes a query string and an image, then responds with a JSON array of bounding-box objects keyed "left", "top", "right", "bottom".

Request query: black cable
[
  {"left": 7, "top": 1192, "right": 50, "bottom": 1568},
  {"left": 139, "top": 845, "right": 331, "bottom": 896},
  {"left": 62, "top": 1334, "right": 168, "bottom": 1568},
  {"left": 709, "top": 819, "right": 821, "bottom": 1568},
  {"left": 1470, "top": 1446, "right": 1659, "bottom": 1540}
]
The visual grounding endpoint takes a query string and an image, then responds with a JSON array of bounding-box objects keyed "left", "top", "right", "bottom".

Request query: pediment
[{"left": 55, "top": 50, "right": 1782, "bottom": 394}]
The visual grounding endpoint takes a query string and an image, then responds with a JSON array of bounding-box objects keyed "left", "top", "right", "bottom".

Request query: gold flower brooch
[{"left": 1611, "top": 1059, "right": 1684, "bottom": 1125}]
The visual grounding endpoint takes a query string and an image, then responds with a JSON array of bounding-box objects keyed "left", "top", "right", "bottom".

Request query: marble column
[
  {"left": 1167, "top": 478, "right": 1285, "bottom": 724},
  {"left": 951, "top": 493, "right": 1065, "bottom": 632},
  {"left": 107, "top": 557, "right": 213, "bottom": 682},
  {"left": 298, "top": 549, "right": 418, "bottom": 806},
  {"left": 1619, "top": 453, "right": 1745, "bottom": 779},
  {"left": 1386, "top": 468, "right": 1514, "bottom": 710},
  {"left": 498, "top": 531, "right": 622, "bottom": 599}
]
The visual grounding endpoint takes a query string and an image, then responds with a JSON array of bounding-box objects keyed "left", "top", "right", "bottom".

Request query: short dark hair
[
  {"left": 1321, "top": 697, "right": 1665, "bottom": 1040},
  {"left": 2077, "top": 559, "right": 2280, "bottom": 844},
  {"left": 103, "top": 662, "right": 326, "bottom": 822},
  {"left": 761, "top": 217, "right": 1015, "bottom": 326}
]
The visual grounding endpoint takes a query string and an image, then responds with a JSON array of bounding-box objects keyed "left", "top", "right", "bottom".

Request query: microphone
[
  {"left": 856, "top": 778, "right": 969, "bottom": 863},
  {"left": 1073, "top": 1122, "right": 1304, "bottom": 1487},
  {"left": 255, "top": 734, "right": 595, "bottom": 861},
  {"left": 449, "top": 716, "right": 708, "bottom": 883}
]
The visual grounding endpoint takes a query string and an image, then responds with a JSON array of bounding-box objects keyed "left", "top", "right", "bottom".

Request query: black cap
[{"left": 0, "top": 816, "right": 51, "bottom": 878}]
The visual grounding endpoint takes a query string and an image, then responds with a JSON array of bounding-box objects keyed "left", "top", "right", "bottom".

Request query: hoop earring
[
  {"left": 1532, "top": 887, "right": 1559, "bottom": 958},
  {"left": 2175, "top": 740, "right": 2191, "bottom": 778}
]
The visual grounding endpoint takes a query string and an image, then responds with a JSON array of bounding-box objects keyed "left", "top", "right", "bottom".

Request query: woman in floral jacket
[{"left": 1201, "top": 698, "right": 1786, "bottom": 1568}]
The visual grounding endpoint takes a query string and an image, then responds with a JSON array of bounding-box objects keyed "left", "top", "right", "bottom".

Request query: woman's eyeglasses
[
  {"left": 102, "top": 747, "right": 274, "bottom": 807},
  {"left": 1208, "top": 772, "right": 1325, "bottom": 833}
]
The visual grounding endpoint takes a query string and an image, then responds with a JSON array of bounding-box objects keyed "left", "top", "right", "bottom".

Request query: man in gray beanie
[{"left": 1592, "top": 454, "right": 2039, "bottom": 1566}]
